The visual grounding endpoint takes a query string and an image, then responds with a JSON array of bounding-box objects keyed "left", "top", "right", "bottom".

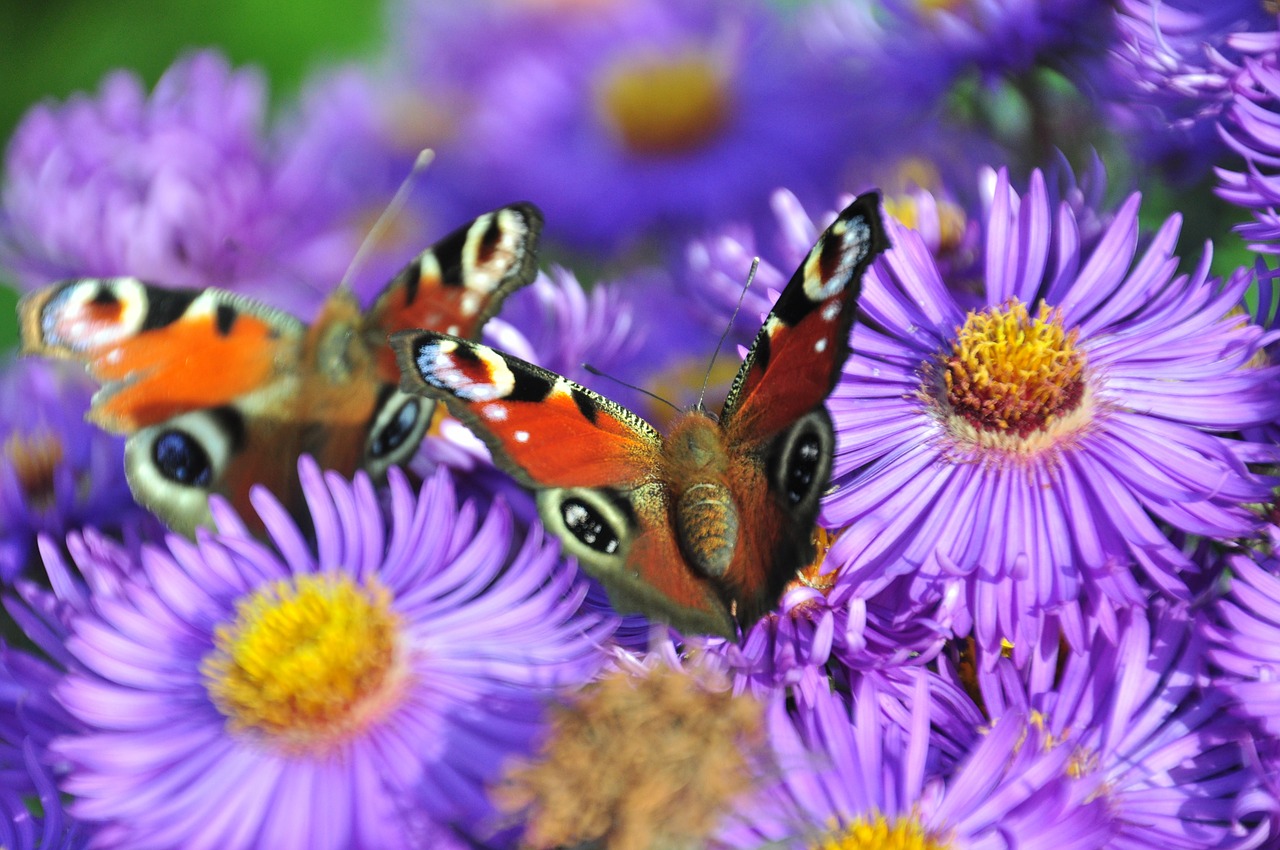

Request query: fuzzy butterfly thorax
[
  {"left": 18, "top": 204, "right": 544, "bottom": 536},
  {"left": 394, "top": 193, "right": 889, "bottom": 638}
]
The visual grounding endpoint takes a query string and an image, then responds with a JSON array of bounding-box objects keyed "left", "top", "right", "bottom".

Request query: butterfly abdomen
[{"left": 666, "top": 413, "right": 740, "bottom": 580}]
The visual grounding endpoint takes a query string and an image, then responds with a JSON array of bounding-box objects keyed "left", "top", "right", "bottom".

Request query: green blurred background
[{"left": 0, "top": 0, "right": 386, "bottom": 350}]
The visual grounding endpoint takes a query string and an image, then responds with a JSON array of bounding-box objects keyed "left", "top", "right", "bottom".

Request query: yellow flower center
[
  {"left": 883, "top": 192, "right": 970, "bottom": 258},
  {"left": 5, "top": 430, "right": 64, "bottom": 510},
  {"left": 916, "top": 0, "right": 969, "bottom": 15},
  {"left": 597, "top": 51, "right": 731, "bottom": 156},
  {"left": 927, "top": 300, "right": 1091, "bottom": 454},
  {"left": 812, "top": 812, "right": 951, "bottom": 850},
  {"left": 781, "top": 528, "right": 839, "bottom": 618},
  {"left": 202, "top": 572, "right": 405, "bottom": 752}
]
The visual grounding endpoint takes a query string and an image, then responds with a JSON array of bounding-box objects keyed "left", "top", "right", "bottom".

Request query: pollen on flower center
[
  {"left": 5, "top": 430, "right": 65, "bottom": 508},
  {"left": 596, "top": 51, "right": 731, "bottom": 156},
  {"left": 927, "top": 299, "right": 1089, "bottom": 450},
  {"left": 812, "top": 811, "right": 951, "bottom": 850},
  {"left": 202, "top": 572, "right": 405, "bottom": 749},
  {"left": 782, "top": 528, "right": 838, "bottom": 616}
]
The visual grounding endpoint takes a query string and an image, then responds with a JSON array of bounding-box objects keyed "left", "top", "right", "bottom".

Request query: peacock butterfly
[
  {"left": 392, "top": 193, "right": 888, "bottom": 637},
  {"left": 18, "top": 204, "right": 543, "bottom": 536}
]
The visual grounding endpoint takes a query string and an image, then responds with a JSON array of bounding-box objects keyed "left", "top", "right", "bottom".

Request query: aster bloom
[
  {"left": 0, "top": 358, "right": 144, "bottom": 582},
  {"left": 807, "top": 0, "right": 1115, "bottom": 114},
  {"left": 826, "top": 167, "right": 1280, "bottom": 659},
  {"left": 393, "top": 0, "right": 851, "bottom": 251},
  {"left": 269, "top": 65, "right": 465, "bottom": 305},
  {"left": 694, "top": 545, "right": 959, "bottom": 700},
  {"left": 1205, "top": 527, "right": 1280, "bottom": 739},
  {"left": 0, "top": 740, "right": 90, "bottom": 850},
  {"left": 1105, "top": 0, "right": 1276, "bottom": 177},
  {"left": 971, "top": 597, "right": 1270, "bottom": 848},
  {"left": 0, "top": 51, "right": 347, "bottom": 314},
  {"left": 1216, "top": 46, "right": 1280, "bottom": 253},
  {"left": 42, "top": 459, "right": 610, "bottom": 849},
  {"left": 715, "top": 675, "right": 1112, "bottom": 849}
]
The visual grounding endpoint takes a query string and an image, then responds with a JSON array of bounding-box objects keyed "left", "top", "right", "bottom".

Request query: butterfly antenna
[
  {"left": 697, "top": 257, "right": 759, "bottom": 411},
  {"left": 338, "top": 148, "right": 436, "bottom": 291},
  {"left": 583, "top": 364, "right": 682, "bottom": 416}
]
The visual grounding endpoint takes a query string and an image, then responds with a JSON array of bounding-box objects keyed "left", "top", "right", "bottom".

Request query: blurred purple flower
[
  {"left": 807, "top": 0, "right": 1115, "bottom": 111},
  {"left": 0, "top": 51, "right": 370, "bottom": 316},
  {"left": 389, "top": 0, "right": 851, "bottom": 251},
  {"left": 0, "top": 358, "right": 145, "bottom": 583},
  {"left": 826, "top": 167, "right": 1279, "bottom": 659},
  {"left": 483, "top": 266, "right": 645, "bottom": 391},
  {"left": 1105, "top": 0, "right": 1276, "bottom": 178},
  {"left": 0, "top": 740, "right": 90, "bottom": 850},
  {"left": 40, "top": 459, "right": 611, "bottom": 849},
  {"left": 1217, "top": 47, "right": 1280, "bottom": 253}
]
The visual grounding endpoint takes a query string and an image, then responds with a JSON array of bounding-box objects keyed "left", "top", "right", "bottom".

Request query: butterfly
[
  {"left": 392, "top": 193, "right": 888, "bottom": 637},
  {"left": 18, "top": 204, "right": 543, "bottom": 536}
]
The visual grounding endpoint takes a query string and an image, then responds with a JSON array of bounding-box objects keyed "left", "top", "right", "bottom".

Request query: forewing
[
  {"left": 365, "top": 204, "right": 543, "bottom": 379},
  {"left": 19, "top": 277, "right": 305, "bottom": 432},
  {"left": 391, "top": 330, "right": 661, "bottom": 488},
  {"left": 720, "top": 192, "right": 888, "bottom": 445}
]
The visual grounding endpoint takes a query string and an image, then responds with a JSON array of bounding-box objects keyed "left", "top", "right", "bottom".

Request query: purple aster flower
[
  {"left": 969, "top": 596, "right": 1270, "bottom": 848},
  {"left": 1205, "top": 526, "right": 1280, "bottom": 740},
  {"left": 0, "top": 358, "right": 146, "bottom": 583},
  {"left": 391, "top": 0, "right": 852, "bottom": 251},
  {"left": 826, "top": 167, "right": 1280, "bottom": 658},
  {"left": 806, "top": 0, "right": 1116, "bottom": 128},
  {"left": 269, "top": 65, "right": 465, "bottom": 306},
  {"left": 41, "top": 459, "right": 611, "bottom": 849},
  {"left": 714, "top": 675, "right": 1112, "bottom": 849},
  {"left": 0, "top": 51, "right": 349, "bottom": 315},
  {"left": 1216, "top": 47, "right": 1280, "bottom": 253},
  {"left": 1105, "top": 0, "right": 1276, "bottom": 178},
  {"left": 688, "top": 543, "right": 959, "bottom": 699},
  {"left": 0, "top": 740, "right": 90, "bottom": 850}
]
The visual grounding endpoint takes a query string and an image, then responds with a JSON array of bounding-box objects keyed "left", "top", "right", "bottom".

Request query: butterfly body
[
  {"left": 20, "top": 204, "right": 544, "bottom": 535},
  {"left": 395, "top": 193, "right": 888, "bottom": 637}
]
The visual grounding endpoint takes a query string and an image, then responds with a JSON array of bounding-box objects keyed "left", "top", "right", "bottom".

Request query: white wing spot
[
  {"left": 822, "top": 302, "right": 841, "bottom": 322},
  {"left": 460, "top": 292, "right": 482, "bottom": 317},
  {"left": 483, "top": 403, "right": 509, "bottom": 421},
  {"left": 814, "top": 338, "right": 828, "bottom": 354},
  {"left": 514, "top": 430, "right": 530, "bottom": 443}
]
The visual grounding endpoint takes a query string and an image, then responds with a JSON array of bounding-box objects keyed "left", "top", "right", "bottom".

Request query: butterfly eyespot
[
  {"left": 770, "top": 409, "right": 834, "bottom": 512},
  {"left": 153, "top": 430, "right": 213, "bottom": 487},
  {"left": 537, "top": 488, "right": 633, "bottom": 571},
  {"left": 363, "top": 388, "right": 434, "bottom": 479},
  {"left": 124, "top": 408, "right": 241, "bottom": 534}
]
